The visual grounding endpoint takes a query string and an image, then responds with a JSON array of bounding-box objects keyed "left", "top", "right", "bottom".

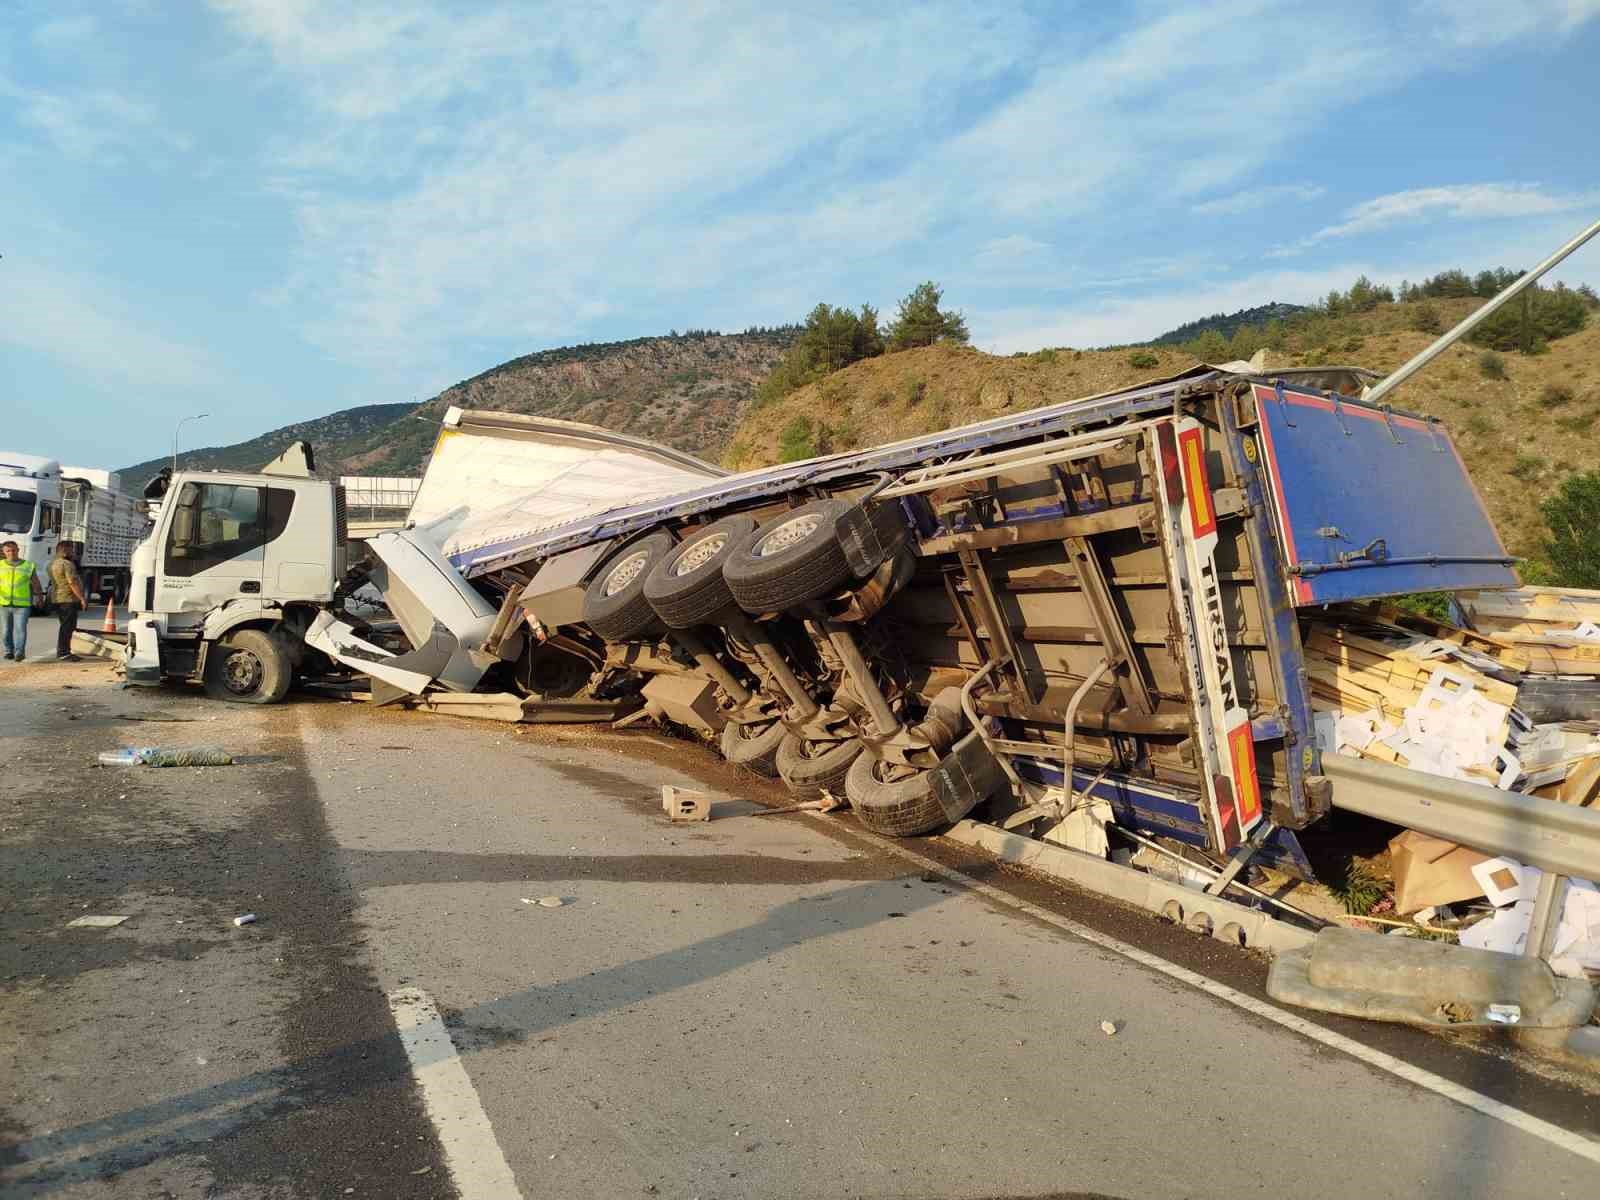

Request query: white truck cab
[
  {"left": 0, "top": 454, "right": 67, "bottom": 587},
  {"left": 126, "top": 448, "right": 347, "bottom": 702}
]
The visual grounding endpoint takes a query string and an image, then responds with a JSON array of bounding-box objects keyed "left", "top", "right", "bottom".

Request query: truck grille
[{"left": 334, "top": 486, "right": 348, "bottom": 545}]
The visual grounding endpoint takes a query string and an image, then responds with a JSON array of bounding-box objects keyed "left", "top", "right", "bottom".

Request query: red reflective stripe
[
  {"left": 1177, "top": 427, "right": 1215, "bottom": 539},
  {"left": 1227, "top": 721, "right": 1262, "bottom": 828}
]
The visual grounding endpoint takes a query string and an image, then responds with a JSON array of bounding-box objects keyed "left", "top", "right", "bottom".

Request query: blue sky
[{"left": 4, "top": 1, "right": 1599, "bottom": 471}]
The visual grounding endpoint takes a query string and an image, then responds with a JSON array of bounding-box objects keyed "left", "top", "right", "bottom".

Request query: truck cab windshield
[{"left": 0, "top": 491, "right": 37, "bottom": 535}]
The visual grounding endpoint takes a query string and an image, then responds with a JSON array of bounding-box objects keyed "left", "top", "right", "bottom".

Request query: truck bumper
[{"left": 124, "top": 616, "right": 163, "bottom": 686}]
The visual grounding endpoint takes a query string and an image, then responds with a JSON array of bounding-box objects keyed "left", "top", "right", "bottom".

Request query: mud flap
[
  {"left": 930, "top": 729, "right": 1010, "bottom": 824},
  {"left": 837, "top": 499, "right": 910, "bottom": 578}
]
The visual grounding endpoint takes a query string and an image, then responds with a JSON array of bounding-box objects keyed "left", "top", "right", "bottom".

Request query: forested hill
[
  {"left": 118, "top": 328, "right": 798, "bottom": 484},
  {"left": 1149, "top": 302, "right": 1308, "bottom": 345},
  {"left": 117, "top": 403, "right": 415, "bottom": 489}
]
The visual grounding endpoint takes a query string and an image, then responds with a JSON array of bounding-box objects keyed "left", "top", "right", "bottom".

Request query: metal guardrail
[{"left": 1324, "top": 753, "right": 1600, "bottom": 880}]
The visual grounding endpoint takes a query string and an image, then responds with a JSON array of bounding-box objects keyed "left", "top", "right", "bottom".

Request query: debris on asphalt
[
  {"left": 233, "top": 913, "right": 258, "bottom": 927},
  {"left": 1100, "top": 1020, "right": 1119, "bottom": 1036},
  {"left": 98, "top": 746, "right": 234, "bottom": 767},
  {"left": 66, "top": 915, "right": 129, "bottom": 929},
  {"left": 661, "top": 784, "right": 711, "bottom": 822},
  {"left": 521, "top": 896, "right": 567, "bottom": 908}
]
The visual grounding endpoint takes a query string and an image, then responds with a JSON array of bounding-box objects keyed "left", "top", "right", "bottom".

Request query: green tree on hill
[
  {"left": 1538, "top": 472, "right": 1600, "bottom": 588},
  {"left": 887, "top": 282, "right": 969, "bottom": 350},
  {"left": 1467, "top": 284, "right": 1588, "bottom": 353},
  {"left": 754, "top": 302, "right": 884, "bottom": 407}
]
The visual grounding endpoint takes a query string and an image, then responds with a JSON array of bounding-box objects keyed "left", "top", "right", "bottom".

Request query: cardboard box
[{"left": 1387, "top": 830, "right": 1493, "bottom": 914}]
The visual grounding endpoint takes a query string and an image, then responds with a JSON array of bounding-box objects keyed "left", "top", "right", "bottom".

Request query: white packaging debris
[
  {"left": 1457, "top": 863, "right": 1600, "bottom": 967},
  {"left": 1471, "top": 857, "right": 1538, "bottom": 908}
]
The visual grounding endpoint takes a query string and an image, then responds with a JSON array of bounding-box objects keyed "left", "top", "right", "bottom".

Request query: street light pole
[{"left": 172, "top": 413, "right": 210, "bottom": 476}]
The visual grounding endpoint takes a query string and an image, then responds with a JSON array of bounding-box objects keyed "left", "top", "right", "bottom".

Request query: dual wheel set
[{"left": 579, "top": 499, "right": 970, "bottom": 836}]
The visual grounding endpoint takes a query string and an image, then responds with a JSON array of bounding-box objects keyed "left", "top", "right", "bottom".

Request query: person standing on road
[
  {"left": 1, "top": 540, "right": 45, "bottom": 661},
  {"left": 48, "top": 541, "right": 86, "bottom": 662}
]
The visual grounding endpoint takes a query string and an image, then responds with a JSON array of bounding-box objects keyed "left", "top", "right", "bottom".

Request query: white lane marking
[
  {"left": 387, "top": 988, "right": 524, "bottom": 1198},
  {"left": 827, "top": 819, "right": 1600, "bottom": 1167}
]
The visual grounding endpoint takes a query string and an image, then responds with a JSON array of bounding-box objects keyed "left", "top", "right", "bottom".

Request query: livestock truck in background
[{"left": 0, "top": 453, "right": 147, "bottom": 606}]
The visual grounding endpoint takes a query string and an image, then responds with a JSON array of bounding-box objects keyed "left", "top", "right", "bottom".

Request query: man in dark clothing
[{"left": 48, "top": 542, "right": 86, "bottom": 662}]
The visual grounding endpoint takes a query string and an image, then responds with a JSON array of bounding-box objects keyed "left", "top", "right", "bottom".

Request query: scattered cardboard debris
[{"left": 66, "top": 915, "right": 129, "bottom": 929}]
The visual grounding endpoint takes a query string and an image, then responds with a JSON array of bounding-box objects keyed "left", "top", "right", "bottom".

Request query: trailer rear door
[{"left": 1250, "top": 383, "right": 1517, "bottom": 605}]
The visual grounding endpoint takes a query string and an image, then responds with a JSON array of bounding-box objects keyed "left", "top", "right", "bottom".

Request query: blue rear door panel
[{"left": 1251, "top": 383, "right": 1517, "bottom": 606}]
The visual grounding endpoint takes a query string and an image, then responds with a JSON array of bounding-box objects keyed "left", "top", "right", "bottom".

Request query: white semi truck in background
[{"left": 0, "top": 452, "right": 148, "bottom": 606}]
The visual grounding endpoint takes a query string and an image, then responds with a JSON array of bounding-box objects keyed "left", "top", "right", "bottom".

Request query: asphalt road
[{"left": 3, "top": 644, "right": 1599, "bottom": 1199}]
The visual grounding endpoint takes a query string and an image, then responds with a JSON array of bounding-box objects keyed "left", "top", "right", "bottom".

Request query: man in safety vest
[{"left": 1, "top": 539, "right": 46, "bottom": 661}]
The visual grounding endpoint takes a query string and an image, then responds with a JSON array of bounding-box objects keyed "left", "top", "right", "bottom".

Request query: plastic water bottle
[{"left": 97, "top": 748, "right": 151, "bottom": 766}]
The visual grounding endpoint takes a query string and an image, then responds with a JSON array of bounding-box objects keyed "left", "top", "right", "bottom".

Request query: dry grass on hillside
[{"left": 724, "top": 300, "right": 1600, "bottom": 558}]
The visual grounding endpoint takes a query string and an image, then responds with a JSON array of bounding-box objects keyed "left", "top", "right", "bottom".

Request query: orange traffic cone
[{"left": 102, "top": 595, "right": 117, "bottom": 634}]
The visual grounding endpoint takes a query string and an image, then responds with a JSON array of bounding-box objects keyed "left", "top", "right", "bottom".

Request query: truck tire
[
  {"left": 776, "top": 732, "right": 862, "bottom": 800},
  {"left": 583, "top": 532, "right": 674, "bottom": 642},
  {"left": 204, "top": 629, "right": 293, "bottom": 704},
  {"left": 644, "top": 514, "right": 757, "bottom": 628},
  {"left": 845, "top": 750, "right": 945, "bottom": 836},
  {"left": 724, "top": 499, "right": 855, "bottom": 613},
  {"left": 720, "top": 717, "right": 785, "bottom": 777}
]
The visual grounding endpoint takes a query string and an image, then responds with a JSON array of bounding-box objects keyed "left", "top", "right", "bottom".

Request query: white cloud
[
  {"left": 0, "top": 76, "right": 189, "bottom": 161},
  {"left": 0, "top": 258, "right": 226, "bottom": 391},
  {"left": 1423, "top": 0, "right": 1600, "bottom": 45},
  {"left": 1306, "top": 183, "right": 1594, "bottom": 243},
  {"left": 1193, "top": 184, "right": 1325, "bottom": 217},
  {"left": 208, "top": 1, "right": 1600, "bottom": 373},
  {"left": 976, "top": 235, "right": 1052, "bottom": 263},
  {"left": 976, "top": 263, "right": 1383, "bottom": 352}
]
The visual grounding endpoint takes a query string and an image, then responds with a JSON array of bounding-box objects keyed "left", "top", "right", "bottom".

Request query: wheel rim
[
  {"left": 673, "top": 531, "right": 728, "bottom": 576},
  {"left": 756, "top": 514, "right": 820, "bottom": 557},
  {"left": 222, "top": 648, "right": 263, "bottom": 695},
  {"left": 603, "top": 549, "right": 651, "bottom": 596},
  {"left": 737, "top": 719, "right": 776, "bottom": 742}
]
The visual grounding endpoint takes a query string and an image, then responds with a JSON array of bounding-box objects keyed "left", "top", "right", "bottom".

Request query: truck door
[
  {"left": 155, "top": 480, "right": 266, "bottom": 614},
  {"left": 1250, "top": 383, "right": 1517, "bottom": 604}
]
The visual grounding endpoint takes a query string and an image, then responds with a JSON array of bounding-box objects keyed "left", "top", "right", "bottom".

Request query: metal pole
[
  {"left": 1523, "top": 871, "right": 1570, "bottom": 962},
  {"left": 1362, "top": 215, "right": 1600, "bottom": 409},
  {"left": 172, "top": 412, "right": 209, "bottom": 475}
]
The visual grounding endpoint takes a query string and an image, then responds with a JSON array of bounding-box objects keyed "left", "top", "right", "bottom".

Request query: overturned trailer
[{"left": 416, "top": 364, "right": 1533, "bottom": 879}]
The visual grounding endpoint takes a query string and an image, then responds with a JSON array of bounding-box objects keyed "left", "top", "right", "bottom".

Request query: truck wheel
[
  {"left": 644, "top": 514, "right": 757, "bottom": 628},
  {"left": 724, "top": 499, "right": 855, "bottom": 613},
  {"left": 204, "top": 629, "right": 293, "bottom": 704},
  {"left": 776, "top": 732, "right": 862, "bottom": 800},
  {"left": 720, "top": 717, "right": 785, "bottom": 777},
  {"left": 583, "top": 532, "right": 675, "bottom": 642},
  {"left": 845, "top": 750, "right": 945, "bottom": 836}
]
